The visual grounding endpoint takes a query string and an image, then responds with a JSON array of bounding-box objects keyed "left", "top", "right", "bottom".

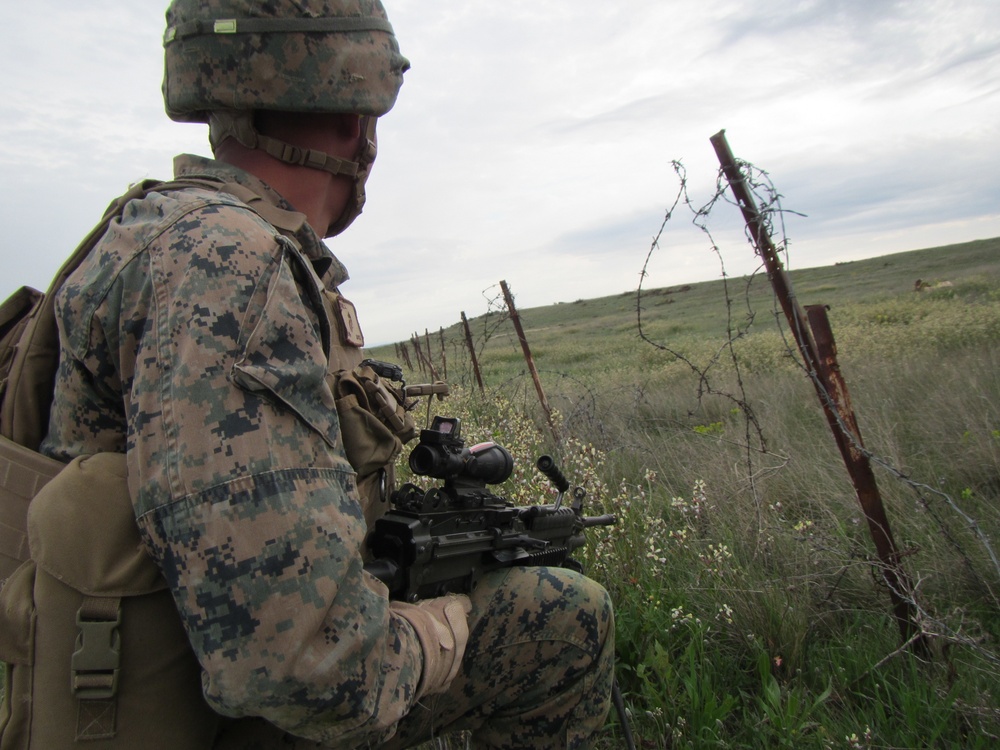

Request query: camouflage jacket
[{"left": 40, "top": 155, "right": 422, "bottom": 746}]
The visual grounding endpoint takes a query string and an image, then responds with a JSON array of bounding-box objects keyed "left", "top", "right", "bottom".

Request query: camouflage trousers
[{"left": 214, "top": 566, "right": 614, "bottom": 749}]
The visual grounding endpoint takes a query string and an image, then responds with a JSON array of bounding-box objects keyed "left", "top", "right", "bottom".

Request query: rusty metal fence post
[{"left": 710, "top": 129, "right": 922, "bottom": 647}]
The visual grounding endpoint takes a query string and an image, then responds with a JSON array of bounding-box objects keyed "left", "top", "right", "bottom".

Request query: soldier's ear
[{"left": 332, "top": 113, "right": 362, "bottom": 140}]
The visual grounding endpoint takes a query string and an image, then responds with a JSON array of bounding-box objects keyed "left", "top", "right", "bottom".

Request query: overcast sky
[{"left": 2, "top": 1, "right": 998, "bottom": 345}]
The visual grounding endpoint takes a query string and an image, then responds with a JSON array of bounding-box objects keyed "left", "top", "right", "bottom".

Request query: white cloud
[{"left": 1, "top": 0, "right": 998, "bottom": 345}]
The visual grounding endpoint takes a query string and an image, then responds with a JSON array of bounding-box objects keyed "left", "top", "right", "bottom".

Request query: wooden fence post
[
  {"left": 461, "top": 311, "right": 486, "bottom": 394},
  {"left": 500, "top": 280, "right": 560, "bottom": 444},
  {"left": 438, "top": 327, "right": 448, "bottom": 381}
]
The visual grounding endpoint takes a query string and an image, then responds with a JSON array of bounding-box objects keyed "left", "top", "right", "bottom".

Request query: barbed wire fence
[
  {"left": 637, "top": 158, "right": 785, "bottom": 535},
  {"left": 390, "top": 144, "right": 1000, "bottom": 680},
  {"left": 635, "top": 148, "right": 1000, "bottom": 669}
]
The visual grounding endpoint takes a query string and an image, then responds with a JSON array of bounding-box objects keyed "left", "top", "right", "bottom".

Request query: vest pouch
[
  {"left": 0, "top": 560, "right": 37, "bottom": 750},
  {"left": 0, "top": 453, "right": 219, "bottom": 749},
  {"left": 331, "top": 365, "right": 416, "bottom": 537},
  {"left": 0, "top": 436, "right": 62, "bottom": 586},
  {"left": 332, "top": 364, "right": 416, "bottom": 475}
]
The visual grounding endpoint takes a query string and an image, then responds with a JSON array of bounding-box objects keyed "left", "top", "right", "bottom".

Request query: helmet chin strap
[
  {"left": 208, "top": 111, "right": 377, "bottom": 238},
  {"left": 325, "top": 116, "right": 376, "bottom": 238}
]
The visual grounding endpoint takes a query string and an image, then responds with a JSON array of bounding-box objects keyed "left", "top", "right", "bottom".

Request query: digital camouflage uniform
[
  {"left": 40, "top": 153, "right": 614, "bottom": 748},
  {"left": 34, "top": 0, "right": 614, "bottom": 747}
]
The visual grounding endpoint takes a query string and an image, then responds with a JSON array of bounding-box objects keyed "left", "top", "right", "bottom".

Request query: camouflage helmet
[{"left": 162, "top": 0, "right": 410, "bottom": 123}]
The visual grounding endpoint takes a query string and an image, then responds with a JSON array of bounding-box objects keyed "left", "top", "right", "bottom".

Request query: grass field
[{"left": 374, "top": 236, "right": 1000, "bottom": 748}]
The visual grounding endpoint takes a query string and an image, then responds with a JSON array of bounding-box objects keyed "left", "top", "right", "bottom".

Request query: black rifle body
[
  {"left": 365, "top": 479, "right": 614, "bottom": 602},
  {"left": 363, "top": 416, "right": 614, "bottom": 602}
]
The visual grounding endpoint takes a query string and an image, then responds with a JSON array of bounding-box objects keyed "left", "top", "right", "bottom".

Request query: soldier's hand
[{"left": 392, "top": 594, "right": 472, "bottom": 700}]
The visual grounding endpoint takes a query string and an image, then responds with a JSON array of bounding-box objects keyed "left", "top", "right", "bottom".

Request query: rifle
[
  {"left": 364, "top": 415, "right": 616, "bottom": 603},
  {"left": 364, "top": 410, "right": 637, "bottom": 749}
]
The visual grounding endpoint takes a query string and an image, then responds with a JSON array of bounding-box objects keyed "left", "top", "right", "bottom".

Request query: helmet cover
[{"left": 163, "top": 0, "right": 409, "bottom": 122}]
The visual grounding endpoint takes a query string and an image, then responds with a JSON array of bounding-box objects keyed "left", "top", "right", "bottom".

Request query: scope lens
[{"left": 408, "top": 444, "right": 443, "bottom": 477}]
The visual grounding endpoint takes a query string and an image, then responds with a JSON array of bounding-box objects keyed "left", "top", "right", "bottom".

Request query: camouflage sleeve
[{"left": 102, "top": 202, "right": 422, "bottom": 744}]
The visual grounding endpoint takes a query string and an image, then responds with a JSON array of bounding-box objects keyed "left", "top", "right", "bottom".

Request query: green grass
[{"left": 383, "top": 237, "right": 1000, "bottom": 748}]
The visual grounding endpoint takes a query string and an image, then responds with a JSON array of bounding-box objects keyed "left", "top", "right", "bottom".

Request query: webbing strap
[
  {"left": 164, "top": 16, "right": 394, "bottom": 44},
  {"left": 214, "top": 181, "right": 308, "bottom": 236},
  {"left": 258, "top": 133, "right": 360, "bottom": 178},
  {"left": 324, "top": 115, "right": 377, "bottom": 238},
  {"left": 76, "top": 698, "right": 117, "bottom": 742}
]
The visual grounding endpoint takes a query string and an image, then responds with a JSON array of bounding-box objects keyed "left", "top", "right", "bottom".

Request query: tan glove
[{"left": 392, "top": 594, "right": 472, "bottom": 699}]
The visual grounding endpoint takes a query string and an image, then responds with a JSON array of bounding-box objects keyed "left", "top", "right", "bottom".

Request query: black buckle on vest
[{"left": 71, "top": 606, "right": 122, "bottom": 700}]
